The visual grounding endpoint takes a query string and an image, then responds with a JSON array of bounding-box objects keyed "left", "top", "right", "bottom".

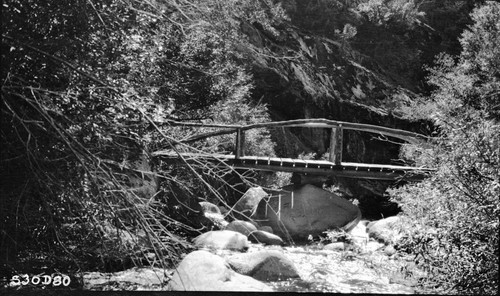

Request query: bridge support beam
[
  {"left": 235, "top": 128, "right": 245, "bottom": 159},
  {"left": 329, "top": 124, "right": 343, "bottom": 165},
  {"left": 291, "top": 173, "right": 329, "bottom": 185}
]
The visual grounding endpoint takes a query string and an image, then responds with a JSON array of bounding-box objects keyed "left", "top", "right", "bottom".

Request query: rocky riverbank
[
  {"left": 81, "top": 241, "right": 426, "bottom": 293},
  {"left": 71, "top": 186, "right": 428, "bottom": 292},
  {"left": 82, "top": 215, "right": 428, "bottom": 293}
]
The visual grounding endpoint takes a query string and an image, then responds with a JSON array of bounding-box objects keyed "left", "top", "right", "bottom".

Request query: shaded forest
[{"left": 1, "top": 0, "right": 498, "bottom": 294}]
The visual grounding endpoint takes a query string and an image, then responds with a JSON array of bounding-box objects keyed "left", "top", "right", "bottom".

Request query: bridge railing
[{"left": 161, "top": 118, "right": 429, "bottom": 165}]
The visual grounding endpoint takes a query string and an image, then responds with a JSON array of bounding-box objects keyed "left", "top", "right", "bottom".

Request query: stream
[
  {"left": 81, "top": 240, "right": 426, "bottom": 293},
  {"left": 213, "top": 241, "right": 423, "bottom": 294},
  {"left": 82, "top": 237, "right": 427, "bottom": 293},
  {"left": 252, "top": 243, "right": 419, "bottom": 293}
]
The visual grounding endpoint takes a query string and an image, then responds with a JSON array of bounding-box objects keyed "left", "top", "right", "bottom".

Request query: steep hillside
[{"left": 239, "top": 0, "right": 476, "bottom": 217}]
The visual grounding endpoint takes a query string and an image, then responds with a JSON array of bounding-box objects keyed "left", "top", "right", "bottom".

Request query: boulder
[
  {"left": 226, "top": 250, "right": 300, "bottom": 281},
  {"left": 226, "top": 220, "right": 258, "bottom": 236},
  {"left": 234, "top": 187, "right": 268, "bottom": 217},
  {"left": 258, "top": 226, "right": 274, "bottom": 234},
  {"left": 168, "top": 251, "right": 272, "bottom": 291},
  {"left": 248, "top": 230, "right": 283, "bottom": 246},
  {"left": 254, "top": 184, "right": 361, "bottom": 239},
  {"left": 366, "top": 216, "right": 403, "bottom": 245},
  {"left": 193, "top": 230, "right": 249, "bottom": 251},
  {"left": 199, "top": 201, "right": 221, "bottom": 215},
  {"left": 199, "top": 201, "right": 228, "bottom": 229}
]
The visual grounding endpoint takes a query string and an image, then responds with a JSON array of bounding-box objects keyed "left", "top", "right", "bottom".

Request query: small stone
[
  {"left": 367, "top": 216, "right": 403, "bottom": 245},
  {"left": 248, "top": 230, "right": 284, "bottom": 245},
  {"left": 323, "top": 242, "right": 345, "bottom": 251},
  {"left": 348, "top": 220, "right": 369, "bottom": 249},
  {"left": 258, "top": 226, "right": 274, "bottom": 234},
  {"left": 384, "top": 245, "right": 396, "bottom": 256},
  {"left": 145, "top": 252, "right": 156, "bottom": 261},
  {"left": 199, "top": 201, "right": 221, "bottom": 215},
  {"left": 226, "top": 220, "right": 258, "bottom": 236},
  {"left": 193, "top": 230, "right": 249, "bottom": 251},
  {"left": 204, "top": 212, "right": 229, "bottom": 229}
]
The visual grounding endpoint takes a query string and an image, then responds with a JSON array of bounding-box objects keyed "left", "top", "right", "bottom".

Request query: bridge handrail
[{"left": 163, "top": 118, "right": 428, "bottom": 144}]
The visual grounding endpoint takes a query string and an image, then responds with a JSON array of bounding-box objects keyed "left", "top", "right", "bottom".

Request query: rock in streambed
[
  {"left": 227, "top": 250, "right": 300, "bottom": 281},
  {"left": 193, "top": 230, "right": 249, "bottom": 251},
  {"left": 168, "top": 250, "right": 272, "bottom": 291}
]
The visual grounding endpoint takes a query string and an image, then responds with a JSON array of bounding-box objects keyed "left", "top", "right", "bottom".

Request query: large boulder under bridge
[{"left": 253, "top": 184, "right": 361, "bottom": 240}]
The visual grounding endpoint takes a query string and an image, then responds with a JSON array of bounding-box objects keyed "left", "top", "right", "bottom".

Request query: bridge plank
[{"left": 152, "top": 151, "right": 434, "bottom": 181}]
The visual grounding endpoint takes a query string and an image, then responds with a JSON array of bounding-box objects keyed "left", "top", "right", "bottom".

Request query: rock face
[
  {"left": 227, "top": 250, "right": 300, "bottom": 281},
  {"left": 226, "top": 220, "right": 258, "bottom": 236},
  {"left": 366, "top": 216, "right": 403, "bottom": 245},
  {"left": 240, "top": 1, "right": 440, "bottom": 220},
  {"left": 254, "top": 184, "right": 361, "bottom": 239},
  {"left": 234, "top": 187, "right": 268, "bottom": 217},
  {"left": 248, "top": 230, "right": 284, "bottom": 246},
  {"left": 168, "top": 251, "right": 272, "bottom": 291},
  {"left": 193, "top": 230, "right": 249, "bottom": 251}
]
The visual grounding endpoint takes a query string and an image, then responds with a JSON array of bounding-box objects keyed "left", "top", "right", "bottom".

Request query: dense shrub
[{"left": 389, "top": 2, "right": 499, "bottom": 294}]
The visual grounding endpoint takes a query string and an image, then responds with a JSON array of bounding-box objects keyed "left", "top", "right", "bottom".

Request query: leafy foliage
[
  {"left": 356, "top": 0, "right": 425, "bottom": 28},
  {"left": 1, "top": 0, "right": 285, "bottom": 274},
  {"left": 389, "top": 2, "right": 500, "bottom": 294}
]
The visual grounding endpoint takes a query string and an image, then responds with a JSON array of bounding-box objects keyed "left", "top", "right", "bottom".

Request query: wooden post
[
  {"left": 329, "top": 124, "right": 343, "bottom": 165},
  {"left": 235, "top": 128, "right": 245, "bottom": 159}
]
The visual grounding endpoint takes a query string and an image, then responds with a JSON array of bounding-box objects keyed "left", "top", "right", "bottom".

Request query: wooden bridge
[{"left": 153, "top": 118, "right": 434, "bottom": 181}]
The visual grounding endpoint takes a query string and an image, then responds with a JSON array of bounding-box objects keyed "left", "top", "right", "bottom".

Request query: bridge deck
[{"left": 153, "top": 151, "right": 434, "bottom": 181}]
